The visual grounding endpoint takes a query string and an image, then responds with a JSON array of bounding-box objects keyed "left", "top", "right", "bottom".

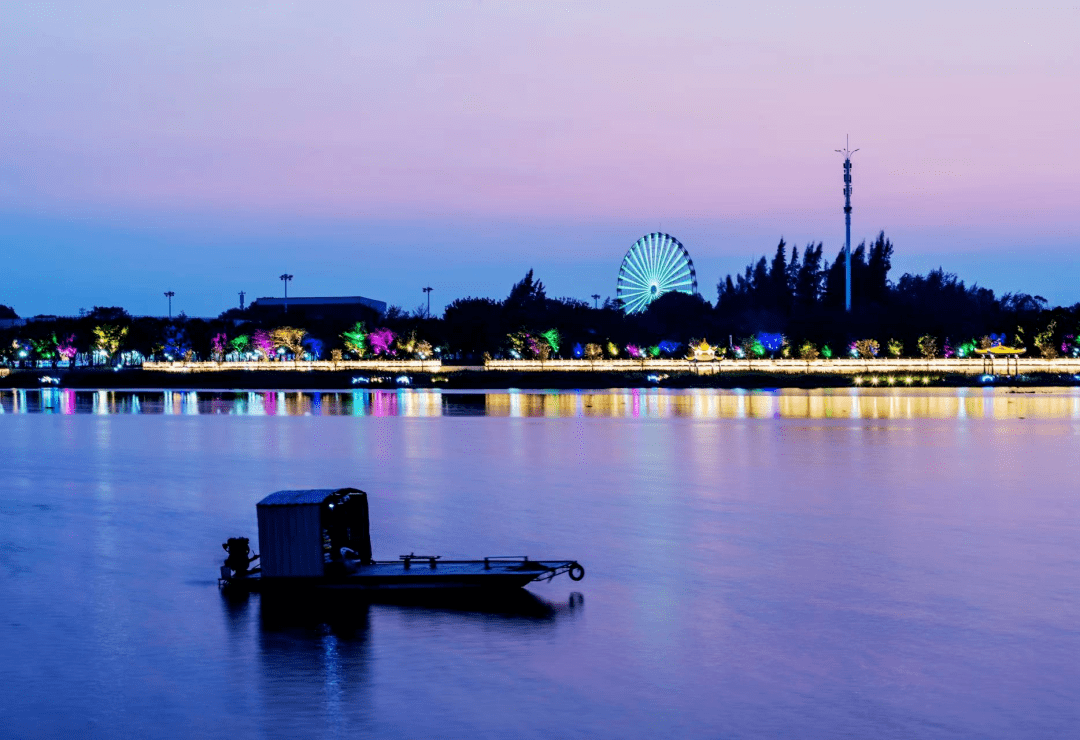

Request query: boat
[{"left": 219, "top": 488, "right": 585, "bottom": 593}]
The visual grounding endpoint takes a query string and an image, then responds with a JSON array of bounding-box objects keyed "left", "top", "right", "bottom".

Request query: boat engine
[{"left": 222, "top": 537, "right": 259, "bottom": 576}]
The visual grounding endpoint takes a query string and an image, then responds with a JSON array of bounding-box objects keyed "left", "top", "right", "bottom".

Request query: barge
[{"left": 220, "top": 488, "right": 584, "bottom": 593}]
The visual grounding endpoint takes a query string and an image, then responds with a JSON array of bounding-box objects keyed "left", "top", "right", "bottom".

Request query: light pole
[
  {"left": 164, "top": 291, "right": 175, "bottom": 319},
  {"left": 591, "top": 294, "right": 600, "bottom": 309},
  {"left": 279, "top": 274, "right": 293, "bottom": 313},
  {"left": 238, "top": 291, "right": 246, "bottom": 310},
  {"left": 423, "top": 286, "right": 433, "bottom": 318}
]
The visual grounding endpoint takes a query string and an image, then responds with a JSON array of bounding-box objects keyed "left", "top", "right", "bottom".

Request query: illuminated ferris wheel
[{"left": 616, "top": 232, "right": 698, "bottom": 314}]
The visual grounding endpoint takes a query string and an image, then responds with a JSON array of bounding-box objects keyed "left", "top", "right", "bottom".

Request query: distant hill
[{"left": 0, "top": 304, "right": 18, "bottom": 319}]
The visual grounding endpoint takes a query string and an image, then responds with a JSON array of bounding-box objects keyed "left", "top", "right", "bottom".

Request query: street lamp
[
  {"left": 423, "top": 286, "right": 433, "bottom": 318},
  {"left": 279, "top": 274, "right": 293, "bottom": 313},
  {"left": 591, "top": 294, "right": 600, "bottom": 309},
  {"left": 164, "top": 291, "right": 175, "bottom": 319}
]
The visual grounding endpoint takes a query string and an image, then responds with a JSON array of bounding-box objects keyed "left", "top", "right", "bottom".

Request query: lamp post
[
  {"left": 279, "top": 274, "right": 293, "bottom": 313},
  {"left": 591, "top": 294, "right": 600, "bottom": 309},
  {"left": 422, "top": 286, "right": 433, "bottom": 318},
  {"left": 164, "top": 291, "right": 175, "bottom": 319}
]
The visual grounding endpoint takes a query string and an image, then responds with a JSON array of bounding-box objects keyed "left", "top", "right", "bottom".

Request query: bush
[
  {"left": 855, "top": 339, "right": 880, "bottom": 359},
  {"left": 798, "top": 341, "right": 819, "bottom": 361},
  {"left": 917, "top": 335, "right": 938, "bottom": 359}
]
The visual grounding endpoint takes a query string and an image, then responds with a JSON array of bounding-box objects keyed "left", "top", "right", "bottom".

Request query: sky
[{"left": 1, "top": 1, "right": 1077, "bottom": 317}]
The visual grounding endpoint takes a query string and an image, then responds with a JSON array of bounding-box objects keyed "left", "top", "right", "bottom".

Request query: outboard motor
[{"left": 222, "top": 537, "right": 259, "bottom": 576}]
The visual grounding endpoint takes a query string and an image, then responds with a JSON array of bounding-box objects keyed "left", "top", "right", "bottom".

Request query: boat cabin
[{"left": 257, "top": 488, "right": 372, "bottom": 578}]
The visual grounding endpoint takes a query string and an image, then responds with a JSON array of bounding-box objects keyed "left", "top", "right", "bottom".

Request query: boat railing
[{"left": 400, "top": 553, "right": 441, "bottom": 569}]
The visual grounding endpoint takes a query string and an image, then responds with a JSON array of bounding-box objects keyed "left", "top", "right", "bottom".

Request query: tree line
[{"left": 1, "top": 231, "right": 1078, "bottom": 365}]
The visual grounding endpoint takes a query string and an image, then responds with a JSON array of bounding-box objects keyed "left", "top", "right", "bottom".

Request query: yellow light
[
  {"left": 854, "top": 376, "right": 863, "bottom": 385},
  {"left": 904, "top": 376, "right": 913, "bottom": 385},
  {"left": 886, "top": 376, "right": 895, "bottom": 385},
  {"left": 870, "top": 376, "right": 879, "bottom": 385},
  {"left": 922, "top": 376, "right": 930, "bottom": 384}
]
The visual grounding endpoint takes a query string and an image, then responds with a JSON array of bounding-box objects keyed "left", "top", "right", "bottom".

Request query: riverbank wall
[
  {"left": 138, "top": 357, "right": 1079, "bottom": 375},
  {"left": 4, "top": 357, "right": 1080, "bottom": 390}
]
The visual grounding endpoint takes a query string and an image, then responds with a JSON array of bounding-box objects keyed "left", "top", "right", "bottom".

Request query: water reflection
[{"left": 3, "top": 387, "right": 1080, "bottom": 419}]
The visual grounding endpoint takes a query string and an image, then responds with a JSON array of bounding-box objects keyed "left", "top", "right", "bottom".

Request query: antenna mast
[{"left": 835, "top": 135, "right": 859, "bottom": 312}]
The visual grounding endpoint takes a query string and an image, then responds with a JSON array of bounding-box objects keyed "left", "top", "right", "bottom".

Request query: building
[{"left": 247, "top": 295, "right": 387, "bottom": 324}]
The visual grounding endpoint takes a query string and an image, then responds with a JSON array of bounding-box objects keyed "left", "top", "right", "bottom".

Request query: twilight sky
[{"left": 1, "top": 1, "right": 1077, "bottom": 317}]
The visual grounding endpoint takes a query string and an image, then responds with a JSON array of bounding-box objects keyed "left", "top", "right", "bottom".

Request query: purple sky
[{"left": 1, "top": 2, "right": 1077, "bottom": 317}]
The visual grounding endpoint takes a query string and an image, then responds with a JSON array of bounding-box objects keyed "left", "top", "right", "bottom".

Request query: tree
[
  {"left": 229, "top": 335, "right": 251, "bottom": 357},
  {"left": 866, "top": 231, "right": 894, "bottom": 304},
  {"left": 368, "top": 328, "right": 395, "bottom": 356},
  {"left": 211, "top": 333, "right": 228, "bottom": 362},
  {"left": 768, "top": 239, "right": 790, "bottom": 311},
  {"left": 271, "top": 327, "right": 307, "bottom": 359},
  {"left": 162, "top": 325, "right": 191, "bottom": 359},
  {"left": 443, "top": 297, "right": 502, "bottom": 359},
  {"left": 93, "top": 324, "right": 128, "bottom": 361},
  {"left": 794, "top": 243, "right": 824, "bottom": 310},
  {"left": 341, "top": 322, "right": 368, "bottom": 358},
  {"left": 252, "top": 330, "right": 274, "bottom": 359}
]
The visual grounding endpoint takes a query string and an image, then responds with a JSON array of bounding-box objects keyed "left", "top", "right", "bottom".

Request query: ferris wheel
[{"left": 616, "top": 232, "right": 698, "bottom": 313}]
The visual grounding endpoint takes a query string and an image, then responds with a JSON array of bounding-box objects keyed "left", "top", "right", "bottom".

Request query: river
[{"left": 2, "top": 388, "right": 1078, "bottom": 738}]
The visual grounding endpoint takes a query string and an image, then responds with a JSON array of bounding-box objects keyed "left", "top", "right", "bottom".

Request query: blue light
[
  {"left": 573, "top": 343, "right": 584, "bottom": 358},
  {"left": 758, "top": 333, "right": 784, "bottom": 353}
]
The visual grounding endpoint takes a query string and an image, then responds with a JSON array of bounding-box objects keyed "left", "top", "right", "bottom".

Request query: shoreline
[{"left": 3, "top": 367, "right": 1079, "bottom": 391}]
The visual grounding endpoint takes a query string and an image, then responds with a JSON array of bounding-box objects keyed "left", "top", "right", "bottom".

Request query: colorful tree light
[
  {"left": 757, "top": 333, "right": 785, "bottom": 355},
  {"left": 31, "top": 337, "right": 56, "bottom": 360},
  {"left": 918, "top": 335, "right": 938, "bottom": 359},
  {"left": 211, "top": 333, "right": 228, "bottom": 361},
  {"left": 303, "top": 336, "right": 324, "bottom": 359},
  {"left": 658, "top": 340, "right": 679, "bottom": 356},
  {"left": 56, "top": 334, "right": 77, "bottom": 362},
  {"left": 93, "top": 324, "right": 128, "bottom": 360},
  {"left": 163, "top": 326, "right": 191, "bottom": 358},
  {"left": 798, "top": 341, "right": 819, "bottom": 361},
  {"left": 341, "top": 322, "right": 368, "bottom": 358},
  {"left": 855, "top": 339, "right": 880, "bottom": 359},
  {"left": 369, "top": 328, "right": 395, "bottom": 356},
  {"left": 540, "top": 328, "right": 561, "bottom": 354},
  {"left": 572, "top": 343, "right": 584, "bottom": 358},
  {"left": 253, "top": 330, "right": 275, "bottom": 359},
  {"left": 271, "top": 327, "right": 307, "bottom": 358}
]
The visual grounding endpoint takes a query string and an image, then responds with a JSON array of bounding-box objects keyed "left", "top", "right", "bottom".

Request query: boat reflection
[
  {"left": 3, "top": 387, "right": 1080, "bottom": 419},
  {"left": 253, "top": 588, "right": 579, "bottom": 630}
]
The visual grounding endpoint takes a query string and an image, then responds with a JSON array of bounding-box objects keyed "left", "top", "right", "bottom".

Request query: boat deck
[{"left": 222, "top": 557, "right": 583, "bottom": 593}]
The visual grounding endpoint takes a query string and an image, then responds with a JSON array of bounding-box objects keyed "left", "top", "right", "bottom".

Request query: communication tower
[{"left": 835, "top": 136, "right": 859, "bottom": 312}]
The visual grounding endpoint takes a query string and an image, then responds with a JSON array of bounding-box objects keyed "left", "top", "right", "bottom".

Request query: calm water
[{"left": 2, "top": 388, "right": 1078, "bottom": 738}]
